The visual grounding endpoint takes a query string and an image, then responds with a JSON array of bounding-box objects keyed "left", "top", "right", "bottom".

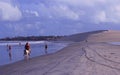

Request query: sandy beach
[{"left": 1, "top": 30, "right": 120, "bottom": 75}]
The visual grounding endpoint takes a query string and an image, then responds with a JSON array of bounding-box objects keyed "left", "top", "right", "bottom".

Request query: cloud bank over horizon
[
  {"left": 0, "top": 0, "right": 120, "bottom": 38},
  {"left": 1, "top": 0, "right": 120, "bottom": 23}
]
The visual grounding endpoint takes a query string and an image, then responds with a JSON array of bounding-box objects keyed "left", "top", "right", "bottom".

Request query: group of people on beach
[{"left": 7, "top": 42, "right": 48, "bottom": 61}]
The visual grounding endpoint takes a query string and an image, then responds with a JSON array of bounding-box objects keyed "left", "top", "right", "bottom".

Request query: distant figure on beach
[
  {"left": 7, "top": 45, "right": 12, "bottom": 61},
  {"left": 24, "top": 42, "right": 31, "bottom": 61},
  {"left": 85, "top": 40, "right": 88, "bottom": 42},
  {"left": 19, "top": 42, "right": 21, "bottom": 46},
  {"left": 7, "top": 44, "right": 9, "bottom": 47},
  {"left": 44, "top": 43, "right": 48, "bottom": 54}
]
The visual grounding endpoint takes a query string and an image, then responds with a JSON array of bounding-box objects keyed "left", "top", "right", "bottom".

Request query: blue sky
[{"left": 0, "top": 0, "right": 120, "bottom": 38}]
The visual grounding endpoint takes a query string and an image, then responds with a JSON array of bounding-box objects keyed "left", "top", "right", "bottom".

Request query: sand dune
[
  {"left": 88, "top": 30, "right": 120, "bottom": 42},
  {"left": 60, "top": 30, "right": 120, "bottom": 42},
  {"left": 60, "top": 30, "right": 108, "bottom": 42},
  {"left": 1, "top": 30, "right": 120, "bottom": 75}
]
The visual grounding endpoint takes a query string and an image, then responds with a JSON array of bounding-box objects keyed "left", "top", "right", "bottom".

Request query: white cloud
[
  {"left": 36, "top": 3, "right": 82, "bottom": 20},
  {"left": 25, "top": 10, "right": 39, "bottom": 17},
  {"left": 93, "top": 4, "right": 120, "bottom": 23},
  {"left": 0, "top": 1, "right": 22, "bottom": 21},
  {"left": 52, "top": 0, "right": 120, "bottom": 23},
  {"left": 56, "top": 0, "right": 107, "bottom": 7},
  {"left": 94, "top": 11, "right": 107, "bottom": 23},
  {"left": 51, "top": 5, "right": 80, "bottom": 20},
  {"left": 1, "top": 0, "right": 120, "bottom": 24},
  {"left": 31, "top": 11, "right": 39, "bottom": 17},
  {"left": 108, "top": 5, "right": 120, "bottom": 23}
]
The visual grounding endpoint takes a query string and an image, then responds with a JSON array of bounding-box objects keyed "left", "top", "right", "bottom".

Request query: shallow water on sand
[
  {"left": 109, "top": 42, "right": 120, "bottom": 45},
  {"left": 0, "top": 41, "right": 68, "bottom": 66}
]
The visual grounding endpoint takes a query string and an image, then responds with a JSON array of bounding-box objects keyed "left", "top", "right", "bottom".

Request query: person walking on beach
[
  {"left": 24, "top": 42, "right": 31, "bottom": 61},
  {"left": 44, "top": 43, "right": 48, "bottom": 54},
  {"left": 7, "top": 45, "right": 12, "bottom": 61}
]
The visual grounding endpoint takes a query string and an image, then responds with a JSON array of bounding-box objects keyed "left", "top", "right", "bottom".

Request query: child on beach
[{"left": 24, "top": 42, "right": 31, "bottom": 61}]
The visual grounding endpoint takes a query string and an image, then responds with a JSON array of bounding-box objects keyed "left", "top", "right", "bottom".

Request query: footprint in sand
[
  {"left": 104, "top": 55, "right": 111, "bottom": 58},
  {"left": 104, "top": 55, "right": 107, "bottom": 57},
  {"left": 110, "top": 53, "right": 115, "bottom": 55}
]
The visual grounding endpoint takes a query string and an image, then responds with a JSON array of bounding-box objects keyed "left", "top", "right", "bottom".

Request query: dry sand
[{"left": 1, "top": 30, "right": 120, "bottom": 75}]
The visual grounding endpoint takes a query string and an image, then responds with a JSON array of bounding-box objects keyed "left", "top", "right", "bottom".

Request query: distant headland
[{"left": 0, "top": 36, "right": 64, "bottom": 41}]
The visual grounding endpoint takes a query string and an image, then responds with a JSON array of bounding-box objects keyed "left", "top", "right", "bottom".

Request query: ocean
[{"left": 0, "top": 41, "right": 68, "bottom": 66}]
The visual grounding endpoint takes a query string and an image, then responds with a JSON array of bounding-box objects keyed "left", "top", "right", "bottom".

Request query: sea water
[
  {"left": 0, "top": 41, "right": 68, "bottom": 66},
  {"left": 109, "top": 42, "right": 120, "bottom": 45}
]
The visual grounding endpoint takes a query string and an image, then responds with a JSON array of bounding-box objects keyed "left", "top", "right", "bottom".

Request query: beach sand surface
[{"left": 1, "top": 30, "right": 120, "bottom": 75}]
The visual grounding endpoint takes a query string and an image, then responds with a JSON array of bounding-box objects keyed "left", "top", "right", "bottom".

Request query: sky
[{"left": 0, "top": 0, "right": 120, "bottom": 38}]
